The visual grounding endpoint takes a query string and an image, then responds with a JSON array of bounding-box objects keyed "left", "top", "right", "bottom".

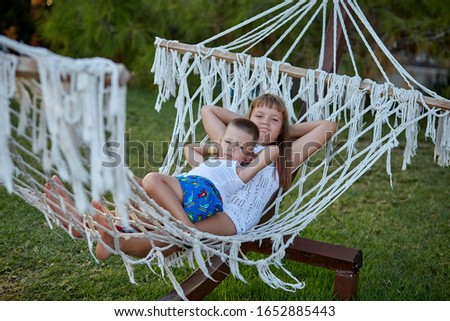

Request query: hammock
[{"left": 1, "top": 0, "right": 449, "bottom": 300}]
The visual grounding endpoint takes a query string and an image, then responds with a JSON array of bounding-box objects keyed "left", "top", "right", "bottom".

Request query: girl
[{"left": 192, "top": 93, "right": 337, "bottom": 236}]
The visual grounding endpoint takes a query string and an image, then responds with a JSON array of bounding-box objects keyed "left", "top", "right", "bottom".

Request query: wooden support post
[
  {"left": 321, "top": 1, "right": 351, "bottom": 74},
  {"left": 334, "top": 271, "right": 360, "bottom": 301},
  {"left": 159, "top": 256, "right": 231, "bottom": 301},
  {"left": 298, "top": 1, "right": 352, "bottom": 119}
]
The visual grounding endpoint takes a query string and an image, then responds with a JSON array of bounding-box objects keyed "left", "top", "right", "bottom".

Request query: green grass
[{"left": 1, "top": 87, "right": 449, "bottom": 300}]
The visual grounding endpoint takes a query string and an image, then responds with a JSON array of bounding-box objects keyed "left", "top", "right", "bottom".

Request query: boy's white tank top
[{"left": 184, "top": 159, "right": 245, "bottom": 203}]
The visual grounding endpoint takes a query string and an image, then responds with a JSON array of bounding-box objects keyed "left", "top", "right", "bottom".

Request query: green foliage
[
  {"left": 38, "top": 1, "right": 150, "bottom": 64},
  {"left": 32, "top": 0, "right": 450, "bottom": 89},
  {"left": 360, "top": 0, "right": 450, "bottom": 60},
  {"left": 36, "top": 0, "right": 283, "bottom": 86}
]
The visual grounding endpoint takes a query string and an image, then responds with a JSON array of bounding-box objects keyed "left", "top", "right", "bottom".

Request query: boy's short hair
[{"left": 228, "top": 118, "right": 259, "bottom": 142}]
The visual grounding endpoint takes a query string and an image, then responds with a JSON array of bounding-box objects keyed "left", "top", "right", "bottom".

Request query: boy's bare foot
[
  {"left": 44, "top": 175, "right": 84, "bottom": 238},
  {"left": 91, "top": 201, "right": 115, "bottom": 260}
]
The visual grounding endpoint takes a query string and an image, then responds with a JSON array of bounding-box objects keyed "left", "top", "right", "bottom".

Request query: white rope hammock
[{"left": 1, "top": 0, "right": 449, "bottom": 300}]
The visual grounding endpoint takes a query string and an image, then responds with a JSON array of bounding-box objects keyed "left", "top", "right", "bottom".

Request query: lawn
[{"left": 1, "top": 87, "right": 449, "bottom": 300}]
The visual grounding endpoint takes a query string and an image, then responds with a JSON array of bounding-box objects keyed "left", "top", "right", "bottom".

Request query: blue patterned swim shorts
[{"left": 176, "top": 175, "right": 223, "bottom": 223}]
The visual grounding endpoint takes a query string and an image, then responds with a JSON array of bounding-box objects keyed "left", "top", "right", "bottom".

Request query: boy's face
[{"left": 219, "top": 125, "right": 255, "bottom": 163}]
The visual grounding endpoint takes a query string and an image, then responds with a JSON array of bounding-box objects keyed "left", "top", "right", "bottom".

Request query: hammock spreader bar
[
  {"left": 155, "top": 39, "right": 450, "bottom": 111},
  {"left": 12, "top": 54, "right": 130, "bottom": 87}
]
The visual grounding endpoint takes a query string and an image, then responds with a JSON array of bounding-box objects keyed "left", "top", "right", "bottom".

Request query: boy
[{"left": 142, "top": 118, "right": 279, "bottom": 227}]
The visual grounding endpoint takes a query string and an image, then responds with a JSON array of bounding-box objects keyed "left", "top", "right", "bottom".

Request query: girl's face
[{"left": 249, "top": 106, "right": 283, "bottom": 145}]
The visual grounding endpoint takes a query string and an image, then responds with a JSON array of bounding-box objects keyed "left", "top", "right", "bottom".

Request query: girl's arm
[
  {"left": 201, "top": 105, "right": 242, "bottom": 141},
  {"left": 237, "top": 145, "right": 279, "bottom": 183},
  {"left": 289, "top": 120, "right": 337, "bottom": 168}
]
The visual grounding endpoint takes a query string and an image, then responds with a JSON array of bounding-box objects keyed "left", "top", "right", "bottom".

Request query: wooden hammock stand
[{"left": 160, "top": 6, "right": 363, "bottom": 301}]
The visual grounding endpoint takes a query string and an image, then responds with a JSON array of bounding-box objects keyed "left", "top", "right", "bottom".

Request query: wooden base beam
[{"left": 158, "top": 236, "right": 363, "bottom": 301}]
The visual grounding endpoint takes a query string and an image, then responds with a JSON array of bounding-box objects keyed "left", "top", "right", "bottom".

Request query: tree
[
  {"left": 1, "top": 0, "right": 36, "bottom": 43},
  {"left": 361, "top": 0, "right": 450, "bottom": 63},
  {"left": 25, "top": 0, "right": 450, "bottom": 92}
]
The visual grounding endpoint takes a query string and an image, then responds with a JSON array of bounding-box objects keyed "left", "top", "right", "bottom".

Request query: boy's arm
[
  {"left": 237, "top": 145, "right": 279, "bottom": 183},
  {"left": 184, "top": 142, "right": 219, "bottom": 167}
]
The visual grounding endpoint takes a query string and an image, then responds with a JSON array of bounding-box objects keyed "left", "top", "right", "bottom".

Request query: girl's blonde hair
[{"left": 247, "top": 93, "right": 292, "bottom": 190}]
